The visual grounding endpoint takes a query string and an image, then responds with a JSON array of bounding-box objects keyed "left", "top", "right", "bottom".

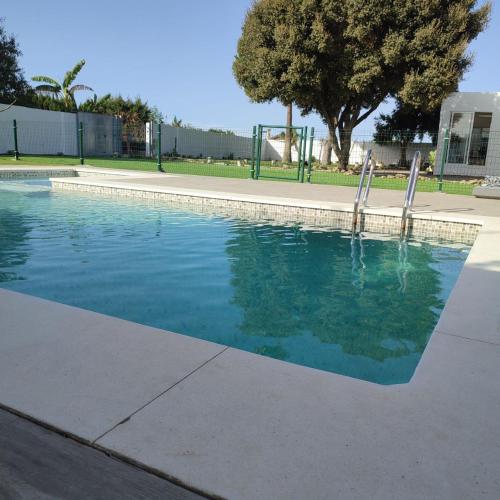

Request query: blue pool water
[{"left": 0, "top": 179, "right": 469, "bottom": 384}]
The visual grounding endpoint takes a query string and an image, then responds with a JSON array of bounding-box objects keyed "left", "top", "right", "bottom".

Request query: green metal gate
[{"left": 250, "top": 124, "right": 314, "bottom": 183}]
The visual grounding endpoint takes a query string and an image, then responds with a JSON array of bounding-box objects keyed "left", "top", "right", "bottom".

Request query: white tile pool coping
[{"left": 1, "top": 167, "right": 500, "bottom": 499}]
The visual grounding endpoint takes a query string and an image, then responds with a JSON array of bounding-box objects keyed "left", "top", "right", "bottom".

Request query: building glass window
[
  {"left": 448, "top": 112, "right": 472, "bottom": 164},
  {"left": 447, "top": 111, "right": 492, "bottom": 166},
  {"left": 468, "top": 113, "right": 492, "bottom": 166}
]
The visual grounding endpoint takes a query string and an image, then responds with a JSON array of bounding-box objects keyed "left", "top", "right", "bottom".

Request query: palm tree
[
  {"left": 32, "top": 60, "right": 93, "bottom": 111},
  {"left": 171, "top": 116, "right": 183, "bottom": 127}
]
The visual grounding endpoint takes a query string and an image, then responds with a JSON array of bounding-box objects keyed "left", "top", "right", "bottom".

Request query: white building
[{"left": 436, "top": 92, "right": 500, "bottom": 177}]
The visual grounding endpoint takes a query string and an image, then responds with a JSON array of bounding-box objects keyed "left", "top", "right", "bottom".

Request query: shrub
[{"left": 428, "top": 150, "right": 436, "bottom": 167}]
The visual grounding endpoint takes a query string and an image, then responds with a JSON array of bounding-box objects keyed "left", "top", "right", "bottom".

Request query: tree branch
[
  {"left": 0, "top": 99, "right": 16, "bottom": 112},
  {"left": 354, "top": 104, "right": 381, "bottom": 127}
]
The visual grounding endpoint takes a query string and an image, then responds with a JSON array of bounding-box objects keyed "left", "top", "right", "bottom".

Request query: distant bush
[
  {"left": 429, "top": 150, "right": 436, "bottom": 167},
  {"left": 208, "top": 128, "right": 235, "bottom": 135}
]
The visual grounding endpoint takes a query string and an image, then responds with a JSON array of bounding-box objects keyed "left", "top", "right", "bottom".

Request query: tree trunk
[
  {"left": 283, "top": 103, "right": 292, "bottom": 163},
  {"left": 399, "top": 142, "right": 408, "bottom": 168},
  {"left": 330, "top": 127, "right": 352, "bottom": 171},
  {"left": 320, "top": 135, "right": 332, "bottom": 165}
]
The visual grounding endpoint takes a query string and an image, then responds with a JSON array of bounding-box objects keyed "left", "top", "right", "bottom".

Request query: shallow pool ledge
[{"left": 1, "top": 218, "right": 500, "bottom": 500}]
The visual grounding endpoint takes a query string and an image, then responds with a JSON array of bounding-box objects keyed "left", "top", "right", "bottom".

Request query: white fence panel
[
  {"left": 263, "top": 137, "right": 434, "bottom": 165},
  {"left": 0, "top": 105, "right": 77, "bottom": 155},
  {"left": 0, "top": 105, "right": 121, "bottom": 156},
  {"left": 159, "top": 124, "right": 253, "bottom": 159}
]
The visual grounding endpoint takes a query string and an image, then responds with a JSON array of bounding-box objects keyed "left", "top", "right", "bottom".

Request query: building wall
[{"left": 435, "top": 92, "right": 500, "bottom": 177}]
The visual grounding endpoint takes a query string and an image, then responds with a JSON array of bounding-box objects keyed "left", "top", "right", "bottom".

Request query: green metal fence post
[
  {"left": 307, "top": 127, "right": 315, "bottom": 183},
  {"left": 78, "top": 122, "right": 84, "bottom": 165},
  {"left": 300, "top": 126, "right": 308, "bottom": 183},
  {"left": 157, "top": 123, "right": 164, "bottom": 172},
  {"left": 438, "top": 127, "right": 449, "bottom": 192},
  {"left": 250, "top": 125, "right": 257, "bottom": 179},
  {"left": 296, "top": 127, "right": 304, "bottom": 181},
  {"left": 13, "top": 119, "right": 19, "bottom": 160},
  {"left": 255, "top": 125, "right": 263, "bottom": 179}
]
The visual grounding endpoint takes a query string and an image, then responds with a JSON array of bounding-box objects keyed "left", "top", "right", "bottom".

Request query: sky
[{"left": 3, "top": 0, "right": 498, "bottom": 134}]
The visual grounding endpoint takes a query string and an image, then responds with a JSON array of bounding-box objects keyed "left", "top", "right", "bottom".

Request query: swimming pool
[{"left": 0, "top": 179, "right": 469, "bottom": 384}]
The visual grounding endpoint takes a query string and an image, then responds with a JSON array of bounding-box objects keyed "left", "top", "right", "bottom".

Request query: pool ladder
[
  {"left": 400, "top": 151, "right": 422, "bottom": 236},
  {"left": 352, "top": 149, "right": 374, "bottom": 233},
  {"left": 352, "top": 150, "right": 422, "bottom": 236}
]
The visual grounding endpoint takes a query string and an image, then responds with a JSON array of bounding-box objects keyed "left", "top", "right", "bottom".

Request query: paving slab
[
  {"left": 0, "top": 408, "right": 204, "bottom": 500},
  {"left": 434, "top": 218, "right": 500, "bottom": 345},
  {"left": 0, "top": 289, "right": 225, "bottom": 442},
  {"left": 97, "top": 335, "right": 500, "bottom": 500}
]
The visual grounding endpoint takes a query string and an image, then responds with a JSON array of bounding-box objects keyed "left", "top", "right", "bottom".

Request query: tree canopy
[
  {"left": 374, "top": 99, "right": 440, "bottom": 167},
  {"left": 79, "top": 94, "right": 153, "bottom": 125},
  {"left": 0, "top": 18, "right": 32, "bottom": 106},
  {"left": 233, "top": 0, "right": 490, "bottom": 169}
]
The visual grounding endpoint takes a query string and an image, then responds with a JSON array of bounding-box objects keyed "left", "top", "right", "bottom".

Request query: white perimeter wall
[
  {"left": 155, "top": 124, "right": 433, "bottom": 165},
  {"left": 159, "top": 124, "right": 254, "bottom": 159},
  {"left": 0, "top": 105, "right": 120, "bottom": 156},
  {"left": 436, "top": 92, "right": 500, "bottom": 176},
  {"left": 0, "top": 105, "right": 78, "bottom": 155},
  {"left": 264, "top": 138, "right": 433, "bottom": 165},
  {"left": 0, "top": 107, "right": 436, "bottom": 167}
]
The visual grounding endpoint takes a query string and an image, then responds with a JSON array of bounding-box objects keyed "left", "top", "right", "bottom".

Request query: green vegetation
[
  {"left": 79, "top": 94, "right": 152, "bottom": 124},
  {"left": 233, "top": 0, "right": 490, "bottom": 170},
  {"left": 0, "top": 155, "right": 474, "bottom": 195},
  {"left": 208, "top": 128, "right": 236, "bottom": 135},
  {"left": 374, "top": 101, "right": 440, "bottom": 168},
  {"left": 429, "top": 150, "right": 437, "bottom": 169},
  {"left": 171, "top": 116, "right": 183, "bottom": 127},
  {"left": 32, "top": 60, "right": 93, "bottom": 111},
  {"left": 0, "top": 19, "right": 32, "bottom": 106}
]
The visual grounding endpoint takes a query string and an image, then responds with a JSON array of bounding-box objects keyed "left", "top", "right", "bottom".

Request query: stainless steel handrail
[
  {"left": 401, "top": 151, "right": 422, "bottom": 236},
  {"left": 362, "top": 157, "right": 376, "bottom": 207},
  {"left": 352, "top": 149, "right": 372, "bottom": 233}
]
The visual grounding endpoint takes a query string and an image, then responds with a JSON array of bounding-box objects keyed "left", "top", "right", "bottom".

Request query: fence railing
[{"left": 1, "top": 118, "right": 495, "bottom": 196}]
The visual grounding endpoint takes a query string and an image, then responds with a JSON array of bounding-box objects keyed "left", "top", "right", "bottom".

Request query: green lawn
[{"left": 0, "top": 155, "right": 474, "bottom": 195}]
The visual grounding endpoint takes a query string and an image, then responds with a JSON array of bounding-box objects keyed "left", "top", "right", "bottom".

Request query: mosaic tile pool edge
[{"left": 51, "top": 180, "right": 480, "bottom": 245}]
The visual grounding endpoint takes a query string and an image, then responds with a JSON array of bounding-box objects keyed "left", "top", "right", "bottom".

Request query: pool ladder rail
[
  {"left": 351, "top": 149, "right": 374, "bottom": 233},
  {"left": 400, "top": 151, "right": 422, "bottom": 236},
  {"left": 351, "top": 149, "right": 422, "bottom": 237}
]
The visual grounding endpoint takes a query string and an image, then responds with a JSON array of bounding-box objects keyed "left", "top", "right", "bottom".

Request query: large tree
[
  {"left": 32, "top": 60, "right": 93, "bottom": 111},
  {"left": 0, "top": 18, "right": 32, "bottom": 105},
  {"left": 374, "top": 100, "right": 440, "bottom": 168},
  {"left": 233, "top": 0, "right": 490, "bottom": 170}
]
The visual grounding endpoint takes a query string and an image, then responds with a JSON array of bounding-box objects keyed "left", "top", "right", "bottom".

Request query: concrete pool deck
[{"left": 1, "top": 166, "right": 500, "bottom": 499}]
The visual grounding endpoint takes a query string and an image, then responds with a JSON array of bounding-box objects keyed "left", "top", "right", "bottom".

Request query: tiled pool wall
[
  {"left": 0, "top": 169, "right": 121, "bottom": 179},
  {"left": 51, "top": 179, "right": 481, "bottom": 245},
  {"left": 0, "top": 169, "right": 78, "bottom": 179}
]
